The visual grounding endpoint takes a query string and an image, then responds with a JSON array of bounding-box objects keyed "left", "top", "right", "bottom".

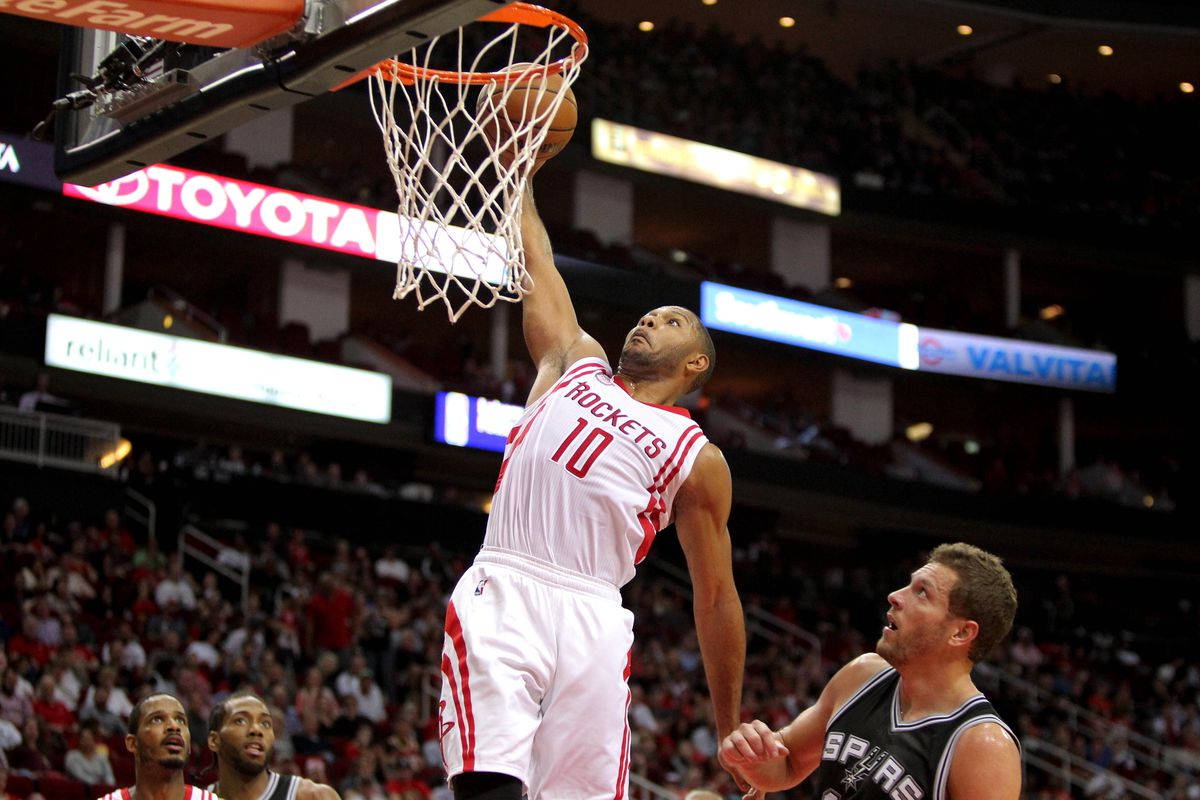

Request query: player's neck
[
  {"left": 218, "top": 763, "right": 272, "bottom": 799},
  {"left": 134, "top": 768, "right": 187, "bottom": 800},
  {"left": 894, "top": 659, "right": 977, "bottom": 721},
  {"left": 614, "top": 371, "right": 679, "bottom": 407}
]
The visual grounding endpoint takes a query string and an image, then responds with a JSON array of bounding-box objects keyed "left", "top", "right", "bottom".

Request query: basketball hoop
[{"left": 364, "top": 2, "right": 588, "bottom": 322}]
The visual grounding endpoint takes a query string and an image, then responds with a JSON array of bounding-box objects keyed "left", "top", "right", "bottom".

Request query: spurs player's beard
[
  {"left": 220, "top": 742, "right": 269, "bottom": 777},
  {"left": 876, "top": 622, "right": 943, "bottom": 668}
]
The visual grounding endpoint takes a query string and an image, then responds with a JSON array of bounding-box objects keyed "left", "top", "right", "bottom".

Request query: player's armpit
[
  {"left": 518, "top": 183, "right": 605, "bottom": 403},
  {"left": 946, "top": 722, "right": 1021, "bottom": 800},
  {"left": 674, "top": 444, "right": 744, "bottom": 741}
]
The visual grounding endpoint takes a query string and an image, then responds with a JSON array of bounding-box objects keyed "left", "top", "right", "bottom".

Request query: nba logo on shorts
[{"left": 475, "top": 578, "right": 489, "bottom": 595}]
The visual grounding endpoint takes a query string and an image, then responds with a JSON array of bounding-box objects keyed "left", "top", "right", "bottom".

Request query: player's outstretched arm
[
  {"left": 674, "top": 443, "right": 744, "bottom": 742},
  {"left": 946, "top": 723, "right": 1021, "bottom": 800},
  {"left": 519, "top": 182, "right": 605, "bottom": 404},
  {"left": 719, "top": 654, "right": 891, "bottom": 793}
]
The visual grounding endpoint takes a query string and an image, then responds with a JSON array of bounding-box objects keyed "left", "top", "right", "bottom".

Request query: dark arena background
[{"left": 1, "top": 0, "right": 1198, "bottom": 798}]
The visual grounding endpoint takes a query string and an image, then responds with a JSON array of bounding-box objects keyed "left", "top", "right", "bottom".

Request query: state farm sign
[{"left": 63, "top": 165, "right": 508, "bottom": 284}]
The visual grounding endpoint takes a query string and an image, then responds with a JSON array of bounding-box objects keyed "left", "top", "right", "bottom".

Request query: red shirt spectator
[{"left": 307, "top": 576, "right": 355, "bottom": 651}]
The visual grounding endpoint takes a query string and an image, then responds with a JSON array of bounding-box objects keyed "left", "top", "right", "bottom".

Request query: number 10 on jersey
[{"left": 551, "top": 418, "right": 614, "bottom": 478}]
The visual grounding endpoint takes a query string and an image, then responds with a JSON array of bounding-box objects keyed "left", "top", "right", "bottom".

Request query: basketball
[{"left": 479, "top": 65, "right": 578, "bottom": 164}]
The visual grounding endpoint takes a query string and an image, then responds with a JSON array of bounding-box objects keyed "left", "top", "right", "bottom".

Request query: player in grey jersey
[
  {"left": 719, "top": 543, "right": 1021, "bottom": 800},
  {"left": 207, "top": 693, "right": 340, "bottom": 800}
]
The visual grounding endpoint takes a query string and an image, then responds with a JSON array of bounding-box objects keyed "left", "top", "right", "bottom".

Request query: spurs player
[
  {"left": 720, "top": 543, "right": 1021, "bottom": 800},
  {"left": 206, "top": 693, "right": 340, "bottom": 800},
  {"left": 97, "top": 693, "right": 224, "bottom": 800},
  {"left": 440, "top": 181, "right": 746, "bottom": 800}
]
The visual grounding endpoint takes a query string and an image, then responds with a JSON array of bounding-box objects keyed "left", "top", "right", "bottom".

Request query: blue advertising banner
[
  {"left": 0, "top": 135, "right": 60, "bottom": 192},
  {"left": 917, "top": 328, "right": 1116, "bottom": 392},
  {"left": 434, "top": 392, "right": 524, "bottom": 453},
  {"left": 700, "top": 281, "right": 919, "bottom": 369}
]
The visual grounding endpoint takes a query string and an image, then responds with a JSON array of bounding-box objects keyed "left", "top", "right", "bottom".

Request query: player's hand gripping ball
[{"left": 478, "top": 63, "right": 577, "bottom": 169}]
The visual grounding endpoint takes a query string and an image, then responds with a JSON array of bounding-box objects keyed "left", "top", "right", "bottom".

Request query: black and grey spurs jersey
[
  {"left": 815, "top": 667, "right": 1019, "bottom": 800},
  {"left": 208, "top": 771, "right": 300, "bottom": 800}
]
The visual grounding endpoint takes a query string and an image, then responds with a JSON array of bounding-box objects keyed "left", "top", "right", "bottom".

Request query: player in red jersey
[
  {"left": 440, "top": 181, "right": 746, "bottom": 800},
  {"left": 96, "top": 693, "right": 224, "bottom": 800}
]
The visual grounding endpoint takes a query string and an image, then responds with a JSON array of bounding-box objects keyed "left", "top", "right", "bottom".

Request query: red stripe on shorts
[
  {"left": 614, "top": 648, "right": 633, "bottom": 800},
  {"left": 440, "top": 652, "right": 469, "bottom": 769},
  {"left": 445, "top": 601, "right": 476, "bottom": 770}
]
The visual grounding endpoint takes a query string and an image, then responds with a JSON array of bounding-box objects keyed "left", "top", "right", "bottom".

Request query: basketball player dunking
[
  {"left": 98, "top": 693, "right": 225, "bottom": 800},
  {"left": 439, "top": 181, "right": 746, "bottom": 800},
  {"left": 206, "top": 693, "right": 340, "bottom": 800},
  {"left": 719, "top": 543, "right": 1022, "bottom": 800}
]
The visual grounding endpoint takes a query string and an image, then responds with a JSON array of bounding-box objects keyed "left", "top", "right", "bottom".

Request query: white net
[{"left": 368, "top": 5, "right": 587, "bottom": 323}]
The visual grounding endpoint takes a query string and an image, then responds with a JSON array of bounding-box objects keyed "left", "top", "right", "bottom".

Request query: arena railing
[
  {"left": 178, "top": 523, "right": 251, "bottom": 612},
  {"left": 973, "top": 662, "right": 1174, "bottom": 778},
  {"left": 646, "top": 556, "right": 823, "bottom": 662},
  {"left": 124, "top": 487, "right": 157, "bottom": 543},
  {"left": 1022, "top": 737, "right": 1164, "bottom": 800},
  {"left": 0, "top": 406, "right": 123, "bottom": 476}
]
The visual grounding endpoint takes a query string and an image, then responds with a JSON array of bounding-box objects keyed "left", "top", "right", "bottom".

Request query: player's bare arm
[
  {"left": 946, "top": 722, "right": 1021, "bottom": 800},
  {"left": 673, "top": 443, "right": 744, "bottom": 741},
  {"left": 720, "top": 654, "right": 891, "bottom": 792},
  {"left": 519, "top": 182, "right": 605, "bottom": 404},
  {"left": 296, "top": 778, "right": 342, "bottom": 800}
]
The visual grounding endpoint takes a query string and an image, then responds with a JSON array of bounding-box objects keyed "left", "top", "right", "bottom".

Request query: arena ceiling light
[
  {"left": 905, "top": 422, "right": 933, "bottom": 443},
  {"left": 1181, "top": 82, "right": 1195, "bottom": 94},
  {"left": 1047, "top": 73, "right": 1063, "bottom": 84},
  {"left": 1098, "top": 44, "right": 1114, "bottom": 56},
  {"left": 779, "top": 16, "right": 795, "bottom": 28},
  {"left": 701, "top": 0, "right": 717, "bottom": 5},
  {"left": 637, "top": 20, "right": 654, "bottom": 31},
  {"left": 834, "top": 277, "right": 853, "bottom": 289},
  {"left": 1039, "top": 304, "right": 1065, "bottom": 320},
  {"left": 956, "top": 24, "right": 973, "bottom": 36}
]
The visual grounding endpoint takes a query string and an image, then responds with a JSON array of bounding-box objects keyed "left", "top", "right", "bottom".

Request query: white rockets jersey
[
  {"left": 484, "top": 356, "right": 710, "bottom": 588},
  {"left": 98, "top": 786, "right": 223, "bottom": 800}
]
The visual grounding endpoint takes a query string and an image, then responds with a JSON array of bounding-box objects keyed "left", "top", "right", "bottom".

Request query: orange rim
[{"left": 364, "top": 2, "right": 586, "bottom": 87}]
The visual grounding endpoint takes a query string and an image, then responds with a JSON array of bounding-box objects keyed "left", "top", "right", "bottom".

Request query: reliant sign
[
  {"left": 45, "top": 314, "right": 393, "bottom": 422},
  {"left": 701, "top": 281, "right": 920, "bottom": 370},
  {"left": 62, "top": 164, "right": 509, "bottom": 285}
]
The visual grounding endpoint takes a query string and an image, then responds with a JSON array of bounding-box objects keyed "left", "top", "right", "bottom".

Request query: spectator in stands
[
  {"left": 374, "top": 546, "right": 410, "bottom": 586},
  {"left": 306, "top": 574, "right": 356, "bottom": 660},
  {"left": 64, "top": 720, "right": 115, "bottom": 785},
  {"left": 0, "top": 669, "right": 33, "bottom": 727},
  {"left": 343, "top": 671, "right": 385, "bottom": 726},
  {"left": 155, "top": 555, "right": 197, "bottom": 610},
  {"left": 335, "top": 653, "right": 369, "bottom": 698},
  {"left": 17, "top": 371, "right": 66, "bottom": 413},
  {"left": 6, "top": 717, "right": 54, "bottom": 775}
]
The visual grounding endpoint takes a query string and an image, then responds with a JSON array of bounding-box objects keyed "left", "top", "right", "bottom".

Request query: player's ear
[
  {"left": 949, "top": 619, "right": 979, "bottom": 652},
  {"left": 685, "top": 351, "right": 709, "bottom": 383},
  {"left": 125, "top": 733, "right": 137, "bottom": 755},
  {"left": 208, "top": 730, "right": 220, "bottom": 753}
]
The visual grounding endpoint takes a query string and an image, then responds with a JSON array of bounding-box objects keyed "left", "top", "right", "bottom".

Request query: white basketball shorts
[{"left": 438, "top": 546, "right": 636, "bottom": 799}]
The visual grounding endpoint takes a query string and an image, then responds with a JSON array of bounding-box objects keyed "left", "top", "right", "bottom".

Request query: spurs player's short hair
[{"left": 929, "top": 543, "right": 1018, "bottom": 662}]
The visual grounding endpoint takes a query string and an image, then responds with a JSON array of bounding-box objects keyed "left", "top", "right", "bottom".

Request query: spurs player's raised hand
[
  {"left": 720, "top": 720, "right": 789, "bottom": 765},
  {"left": 719, "top": 720, "right": 789, "bottom": 799}
]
